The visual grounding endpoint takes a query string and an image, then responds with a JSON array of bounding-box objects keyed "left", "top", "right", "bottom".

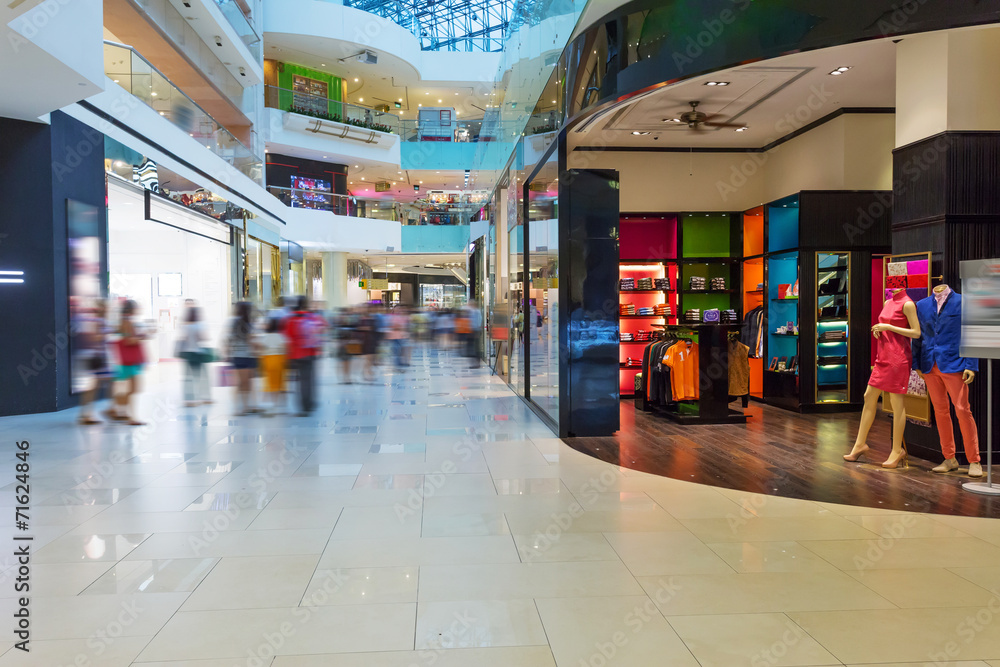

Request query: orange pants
[{"left": 924, "top": 364, "right": 980, "bottom": 462}]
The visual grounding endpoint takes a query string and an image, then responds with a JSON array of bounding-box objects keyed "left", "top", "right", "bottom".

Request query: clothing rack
[{"left": 652, "top": 323, "right": 749, "bottom": 425}]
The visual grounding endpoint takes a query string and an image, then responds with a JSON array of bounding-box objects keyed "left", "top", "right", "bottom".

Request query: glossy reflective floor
[
  {"left": 571, "top": 400, "right": 1000, "bottom": 518},
  {"left": 1, "top": 348, "right": 1000, "bottom": 665}
]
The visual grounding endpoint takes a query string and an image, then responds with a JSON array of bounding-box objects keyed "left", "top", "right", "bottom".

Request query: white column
[{"left": 322, "top": 251, "right": 348, "bottom": 310}]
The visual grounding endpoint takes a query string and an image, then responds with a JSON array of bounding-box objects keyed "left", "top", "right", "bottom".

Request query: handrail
[
  {"left": 105, "top": 40, "right": 263, "bottom": 183},
  {"left": 264, "top": 85, "right": 400, "bottom": 134},
  {"left": 266, "top": 185, "right": 471, "bottom": 225}
]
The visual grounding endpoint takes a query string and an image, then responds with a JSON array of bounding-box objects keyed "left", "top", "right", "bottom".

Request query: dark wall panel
[
  {"left": 559, "top": 168, "right": 620, "bottom": 437},
  {"left": 799, "top": 191, "right": 892, "bottom": 249},
  {"left": 265, "top": 152, "right": 348, "bottom": 195},
  {"left": 0, "top": 111, "right": 107, "bottom": 416}
]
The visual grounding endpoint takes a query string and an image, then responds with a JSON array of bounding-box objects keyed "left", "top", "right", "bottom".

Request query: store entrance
[{"left": 108, "top": 179, "right": 233, "bottom": 363}]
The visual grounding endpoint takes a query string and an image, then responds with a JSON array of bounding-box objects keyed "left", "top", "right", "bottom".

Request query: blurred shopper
[
  {"left": 285, "top": 296, "right": 325, "bottom": 416},
  {"left": 386, "top": 306, "right": 409, "bottom": 369},
  {"left": 108, "top": 299, "right": 147, "bottom": 425},
  {"left": 178, "top": 299, "right": 212, "bottom": 407},
  {"left": 224, "top": 301, "right": 261, "bottom": 416},
  {"left": 333, "top": 307, "right": 358, "bottom": 383},
  {"left": 259, "top": 317, "right": 288, "bottom": 414},
  {"left": 359, "top": 305, "right": 378, "bottom": 382},
  {"left": 463, "top": 300, "right": 483, "bottom": 367},
  {"left": 513, "top": 307, "right": 524, "bottom": 346},
  {"left": 77, "top": 298, "right": 112, "bottom": 425}
]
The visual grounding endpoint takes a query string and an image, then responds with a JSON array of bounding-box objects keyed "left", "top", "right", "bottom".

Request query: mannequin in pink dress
[{"left": 844, "top": 289, "right": 922, "bottom": 468}]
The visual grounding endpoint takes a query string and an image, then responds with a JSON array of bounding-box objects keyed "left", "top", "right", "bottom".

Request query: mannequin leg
[
  {"left": 883, "top": 392, "right": 908, "bottom": 468},
  {"left": 845, "top": 384, "right": 881, "bottom": 460},
  {"left": 924, "top": 366, "right": 958, "bottom": 460},
  {"left": 941, "top": 371, "right": 980, "bottom": 463}
]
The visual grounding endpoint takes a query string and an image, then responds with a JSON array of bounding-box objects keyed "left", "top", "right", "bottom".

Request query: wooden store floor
[{"left": 567, "top": 400, "right": 1000, "bottom": 518}]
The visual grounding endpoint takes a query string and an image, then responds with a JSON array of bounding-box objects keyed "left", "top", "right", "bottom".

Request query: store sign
[
  {"left": 961, "top": 258, "right": 1000, "bottom": 359},
  {"left": 375, "top": 181, "right": 391, "bottom": 192},
  {"left": 361, "top": 278, "right": 389, "bottom": 290}
]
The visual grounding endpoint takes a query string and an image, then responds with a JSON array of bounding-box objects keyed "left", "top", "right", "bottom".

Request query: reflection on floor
[
  {"left": 569, "top": 400, "right": 1000, "bottom": 518},
  {"left": 1, "top": 348, "right": 1000, "bottom": 666}
]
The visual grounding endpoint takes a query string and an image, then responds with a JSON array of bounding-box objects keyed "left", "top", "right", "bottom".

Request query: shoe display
[{"left": 931, "top": 458, "right": 959, "bottom": 473}]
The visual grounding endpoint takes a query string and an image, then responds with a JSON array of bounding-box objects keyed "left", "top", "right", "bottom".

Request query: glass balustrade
[
  {"left": 104, "top": 41, "right": 264, "bottom": 184},
  {"left": 213, "top": 0, "right": 261, "bottom": 60},
  {"left": 264, "top": 86, "right": 400, "bottom": 134},
  {"left": 266, "top": 185, "right": 473, "bottom": 225}
]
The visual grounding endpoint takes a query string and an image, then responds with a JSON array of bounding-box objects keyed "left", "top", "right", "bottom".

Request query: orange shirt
[{"left": 664, "top": 341, "right": 699, "bottom": 400}]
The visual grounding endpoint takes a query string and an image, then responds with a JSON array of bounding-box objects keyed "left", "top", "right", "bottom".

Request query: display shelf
[
  {"left": 746, "top": 289, "right": 763, "bottom": 294},
  {"left": 772, "top": 332, "right": 799, "bottom": 337},
  {"left": 620, "top": 289, "right": 675, "bottom": 294},
  {"left": 772, "top": 297, "right": 799, "bottom": 301},
  {"left": 619, "top": 314, "right": 669, "bottom": 319},
  {"left": 682, "top": 289, "right": 735, "bottom": 294}
]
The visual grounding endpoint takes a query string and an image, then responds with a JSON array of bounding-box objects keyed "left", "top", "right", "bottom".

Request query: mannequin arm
[{"left": 872, "top": 301, "right": 921, "bottom": 339}]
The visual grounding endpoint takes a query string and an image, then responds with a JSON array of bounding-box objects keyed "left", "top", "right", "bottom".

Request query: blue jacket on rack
[{"left": 911, "top": 292, "right": 979, "bottom": 374}]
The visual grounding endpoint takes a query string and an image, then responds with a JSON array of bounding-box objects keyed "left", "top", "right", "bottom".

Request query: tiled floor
[{"left": 1, "top": 347, "right": 1000, "bottom": 666}]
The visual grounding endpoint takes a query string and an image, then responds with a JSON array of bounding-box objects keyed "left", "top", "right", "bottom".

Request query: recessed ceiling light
[
  {"left": 151, "top": 92, "right": 157, "bottom": 96},
  {"left": 455, "top": 92, "right": 459, "bottom": 96},
  {"left": 704, "top": 81, "right": 730, "bottom": 86},
  {"left": 354, "top": 78, "right": 359, "bottom": 82},
  {"left": 398, "top": 98, "right": 403, "bottom": 102},
  {"left": 552, "top": 100, "right": 557, "bottom": 103},
  {"left": 361, "top": 177, "right": 365, "bottom": 180},
  {"left": 437, "top": 99, "right": 442, "bottom": 103},
  {"left": 323, "top": 155, "right": 328, "bottom": 158},
  {"left": 829, "top": 70, "right": 842, "bottom": 76},
  {"left": 837, "top": 66, "right": 851, "bottom": 72},
  {"left": 662, "top": 118, "right": 681, "bottom": 123},
  {"left": 735, "top": 127, "right": 748, "bottom": 132},
  {"left": 321, "top": 63, "right": 326, "bottom": 66},
  {"left": 425, "top": 92, "right": 429, "bottom": 95},
  {"left": 113, "top": 79, "right": 120, "bottom": 83},
  {"left": 418, "top": 103, "right": 422, "bottom": 107},
  {"left": 631, "top": 131, "right": 650, "bottom": 136},
  {"left": 358, "top": 97, "right": 363, "bottom": 102}
]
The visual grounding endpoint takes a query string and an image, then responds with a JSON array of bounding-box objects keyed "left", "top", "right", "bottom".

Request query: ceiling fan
[{"left": 665, "top": 101, "right": 746, "bottom": 131}]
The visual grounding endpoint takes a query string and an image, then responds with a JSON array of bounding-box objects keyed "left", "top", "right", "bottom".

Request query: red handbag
[{"left": 116, "top": 339, "right": 145, "bottom": 366}]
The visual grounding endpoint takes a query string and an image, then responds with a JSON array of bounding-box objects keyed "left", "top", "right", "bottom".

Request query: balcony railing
[
  {"left": 214, "top": 0, "right": 261, "bottom": 61},
  {"left": 264, "top": 86, "right": 400, "bottom": 135},
  {"left": 267, "top": 185, "right": 471, "bottom": 225},
  {"left": 104, "top": 41, "right": 263, "bottom": 184}
]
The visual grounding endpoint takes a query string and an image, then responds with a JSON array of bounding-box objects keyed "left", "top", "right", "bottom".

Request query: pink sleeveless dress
[{"left": 868, "top": 290, "right": 913, "bottom": 394}]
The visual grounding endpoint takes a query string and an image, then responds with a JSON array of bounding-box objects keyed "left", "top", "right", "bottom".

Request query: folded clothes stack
[
  {"left": 710, "top": 277, "right": 726, "bottom": 290},
  {"left": 721, "top": 309, "right": 739, "bottom": 323},
  {"left": 619, "top": 277, "right": 635, "bottom": 291},
  {"left": 689, "top": 276, "right": 706, "bottom": 291},
  {"left": 620, "top": 332, "right": 634, "bottom": 341},
  {"left": 654, "top": 277, "right": 671, "bottom": 290},
  {"left": 654, "top": 304, "right": 671, "bottom": 316},
  {"left": 683, "top": 309, "right": 701, "bottom": 323},
  {"left": 636, "top": 277, "right": 654, "bottom": 290},
  {"left": 620, "top": 303, "right": 636, "bottom": 315}
]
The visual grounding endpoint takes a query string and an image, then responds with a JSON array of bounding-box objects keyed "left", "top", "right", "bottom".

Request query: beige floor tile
[
  {"left": 301, "top": 567, "right": 418, "bottom": 605},
  {"left": 136, "top": 605, "right": 416, "bottom": 661},
  {"left": 846, "top": 568, "right": 1000, "bottom": 608},
  {"left": 415, "top": 599, "right": 547, "bottom": 648},
  {"left": 669, "top": 613, "right": 840, "bottom": 667},
  {"left": 536, "top": 596, "right": 700, "bottom": 667},
  {"left": 647, "top": 486, "right": 745, "bottom": 520},
  {"left": 31, "top": 592, "right": 188, "bottom": 640},
  {"left": 513, "top": 532, "right": 620, "bottom": 563},
  {"left": 801, "top": 537, "right": 1000, "bottom": 571},
  {"left": 33, "top": 533, "right": 150, "bottom": 563},
  {"left": 951, "top": 566, "right": 1000, "bottom": 592},
  {"left": 83, "top": 558, "right": 218, "bottom": 595},
  {"left": 248, "top": 506, "right": 344, "bottom": 531},
  {"left": 125, "top": 529, "right": 333, "bottom": 560},
  {"left": 639, "top": 570, "right": 894, "bottom": 615},
  {"left": 0, "top": 562, "right": 112, "bottom": 597},
  {"left": 790, "top": 607, "right": 1000, "bottom": 663},
  {"left": 505, "top": 507, "right": 686, "bottom": 535},
  {"left": 845, "top": 663, "right": 991, "bottom": 667},
  {"left": 716, "top": 489, "right": 835, "bottom": 518},
  {"left": 816, "top": 501, "right": 909, "bottom": 516},
  {"left": 316, "top": 536, "right": 521, "bottom": 569},
  {"left": 330, "top": 506, "right": 422, "bottom": 539},
  {"left": 569, "top": 491, "right": 661, "bottom": 512},
  {"left": 603, "top": 531, "right": 735, "bottom": 576},
  {"left": 421, "top": 511, "right": 510, "bottom": 537},
  {"left": 134, "top": 660, "right": 273, "bottom": 667},
  {"left": 270, "top": 647, "right": 556, "bottom": 666},
  {"left": 707, "top": 541, "right": 840, "bottom": 573},
  {"left": 680, "top": 514, "right": 879, "bottom": 543},
  {"left": 69, "top": 509, "right": 259, "bottom": 534},
  {"left": 845, "top": 513, "right": 974, "bottom": 538},
  {"left": 0, "top": 636, "right": 152, "bottom": 666},
  {"left": 417, "top": 561, "right": 644, "bottom": 601},
  {"left": 182, "top": 555, "right": 318, "bottom": 610}
]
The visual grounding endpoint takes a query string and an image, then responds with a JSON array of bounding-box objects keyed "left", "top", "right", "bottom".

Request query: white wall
[
  {"left": 264, "top": 108, "right": 401, "bottom": 166},
  {"left": 896, "top": 32, "right": 949, "bottom": 148},
  {"left": 284, "top": 206, "right": 402, "bottom": 253},
  {"left": 572, "top": 113, "right": 895, "bottom": 212}
]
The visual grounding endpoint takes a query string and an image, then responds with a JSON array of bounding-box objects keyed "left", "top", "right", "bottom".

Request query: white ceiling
[{"left": 569, "top": 38, "right": 898, "bottom": 149}]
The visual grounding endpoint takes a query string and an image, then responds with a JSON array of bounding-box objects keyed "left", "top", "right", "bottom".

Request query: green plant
[{"left": 287, "top": 105, "right": 395, "bottom": 134}]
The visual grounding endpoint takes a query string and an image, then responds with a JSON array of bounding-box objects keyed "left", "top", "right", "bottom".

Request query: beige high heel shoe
[
  {"left": 844, "top": 445, "right": 871, "bottom": 462},
  {"left": 881, "top": 442, "right": 909, "bottom": 469}
]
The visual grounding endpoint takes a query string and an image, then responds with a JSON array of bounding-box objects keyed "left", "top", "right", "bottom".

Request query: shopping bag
[{"left": 216, "top": 364, "right": 237, "bottom": 387}]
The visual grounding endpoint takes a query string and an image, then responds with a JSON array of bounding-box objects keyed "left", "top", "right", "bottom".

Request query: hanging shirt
[
  {"left": 728, "top": 340, "right": 751, "bottom": 396},
  {"left": 664, "top": 341, "right": 699, "bottom": 401}
]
